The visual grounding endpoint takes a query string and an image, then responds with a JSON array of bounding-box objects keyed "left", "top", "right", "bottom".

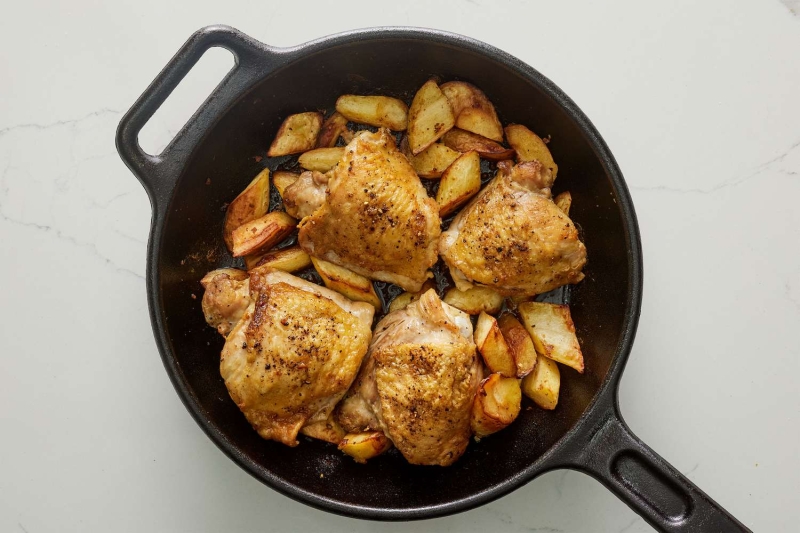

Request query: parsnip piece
[
  {"left": 474, "top": 312, "right": 517, "bottom": 377},
  {"left": 230, "top": 211, "right": 296, "bottom": 257},
  {"left": 223, "top": 168, "right": 270, "bottom": 250},
  {"left": 245, "top": 245, "right": 311, "bottom": 272},
  {"left": 440, "top": 81, "right": 503, "bottom": 142},
  {"left": 497, "top": 314, "right": 537, "bottom": 378},
  {"left": 407, "top": 79, "right": 455, "bottom": 155},
  {"left": 521, "top": 356, "right": 560, "bottom": 410},
  {"left": 443, "top": 286, "right": 504, "bottom": 315},
  {"left": 311, "top": 257, "right": 381, "bottom": 309},
  {"left": 267, "top": 112, "right": 323, "bottom": 157},
  {"left": 436, "top": 150, "right": 481, "bottom": 216},
  {"left": 298, "top": 147, "right": 346, "bottom": 172},
  {"left": 441, "top": 128, "right": 515, "bottom": 161},
  {"left": 518, "top": 302, "right": 584, "bottom": 373},
  {"left": 336, "top": 95, "right": 408, "bottom": 131},
  {"left": 471, "top": 373, "right": 522, "bottom": 438},
  {"left": 338, "top": 431, "right": 392, "bottom": 463},
  {"left": 504, "top": 124, "right": 558, "bottom": 178}
]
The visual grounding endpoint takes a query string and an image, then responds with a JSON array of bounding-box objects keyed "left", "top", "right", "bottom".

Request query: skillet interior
[{"left": 155, "top": 36, "right": 633, "bottom": 516}]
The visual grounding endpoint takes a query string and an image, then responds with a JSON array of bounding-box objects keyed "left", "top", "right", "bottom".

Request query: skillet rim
[{"left": 145, "top": 26, "right": 644, "bottom": 520}]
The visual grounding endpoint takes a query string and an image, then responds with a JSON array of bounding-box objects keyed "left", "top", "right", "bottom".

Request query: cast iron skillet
[{"left": 116, "top": 25, "right": 750, "bottom": 531}]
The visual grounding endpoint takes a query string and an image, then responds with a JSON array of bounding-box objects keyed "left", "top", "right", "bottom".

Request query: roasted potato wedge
[
  {"left": 245, "top": 245, "right": 311, "bottom": 272},
  {"left": 311, "top": 257, "right": 381, "bottom": 308},
  {"left": 230, "top": 211, "right": 296, "bottom": 258},
  {"left": 272, "top": 170, "right": 300, "bottom": 198},
  {"left": 316, "top": 112, "right": 350, "bottom": 148},
  {"left": 504, "top": 124, "right": 558, "bottom": 178},
  {"left": 474, "top": 312, "right": 517, "bottom": 377},
  {"left": 440, "top": 81, "right": 503, "bottom": 142},
  {"left": 498, "top": 314, "right": 537, "bottom": 378},
  {"left": 471, "top": 373, "right": 522, "bottom": 438},
  {"left": 338, "top": 431, "right": 392, "bottom": 463},
  {"left": 436, "top": 150, "right": 481, "bottom": 216},
  {"left": 402, "top": 139, "right": 460, "bottom": 178},
  {"left": 300, "top": 416, "right": 346, "bottom": 445},
  {"left": 441, "top": 129, "right": 515, "bottom": 161},
  {"left": 554, "top": 191, "right": 572, "bottom": 215},
  {"left": 267, "top": 111, "right": 323, "bottom": 157},
  {"left": 388, "top": 280, "right": 436, "bottom": 313},
  {"left": 223, "top": 168, "right": 270, "bottom": 250},
  {"left": 443, "top": 286, "right": 504, "bottom": 315},
  {"left": 407, "top": 79, "right": 455, "bottom": 154},
  {"left": 518, "top": 302, "right": 584, "bottom": 373},
  {"left": 521, "top": 355, "right": 560, "bottom": 410},
  {"left": 298, "top": 147, "right": 345, "bottom": 172},
  {"left": 336, "top": 95, "right": 408, "bottom": 131}
]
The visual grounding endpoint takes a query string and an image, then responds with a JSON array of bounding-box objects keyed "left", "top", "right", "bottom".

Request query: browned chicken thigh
[
  {"left": 338, "top": 289, "right": 480, "bottom": 466},
  {"left": 216, "top": 268, "right": 374, "bottom": 446},
  {"left": 440, "top": 160, "right": 586, "bottom": 297},
  {"left": 295, "top": 129, "right": 441, "bottom": 292}
]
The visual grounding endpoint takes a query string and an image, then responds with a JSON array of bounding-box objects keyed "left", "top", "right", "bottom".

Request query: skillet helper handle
[
  {"left": 115, "top": 25, "right": 269, "bottom": 209},
  {"left": 556, "top": 403, "right": 751, "bottom": 532}
]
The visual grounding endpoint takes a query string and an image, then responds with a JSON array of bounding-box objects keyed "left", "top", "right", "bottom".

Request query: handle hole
[
  {"left": 137, "top": 46, "right": 235, "bottom": 156},
  {"left": 612, "top": 451, "right": 692, "bottom": 522}
]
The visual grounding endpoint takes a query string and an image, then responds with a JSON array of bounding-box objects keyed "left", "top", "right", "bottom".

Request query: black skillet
[{"left": 116, "top": 25, "right": 750, "bottom": 531}]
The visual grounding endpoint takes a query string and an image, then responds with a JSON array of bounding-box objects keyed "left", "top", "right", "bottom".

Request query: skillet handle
[
  {"left": 115, "top": 25, "right": 273, "bottom": 213},
  {"left": 548, "top": 398, "right": 751, "bottom": 532}
]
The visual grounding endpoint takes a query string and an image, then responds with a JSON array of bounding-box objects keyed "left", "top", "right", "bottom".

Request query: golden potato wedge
[
  {"left": 311, "top": 257, "right": 381, "bottom": 308},
  {"left": 554, "top": 191, "right": 572, "bottom": 215},
  {"left": 474, "top": 312, "right": 517, "bottom": 377},
  {"left": 443, "top": 286, "right": 504, "bottom": 315},
  {"left": 245, "top": 245, "right": 311, "bottom": 272},
  {"left": 504, "top": 124, "right": 558, "bottom": 178},
  {"left": 436, "top": 150, "right": 481, "bottom": 216},
  {"left": 230, "top": 211, "right": 296, "bottom": 257},
  {"left": 387, "top": 280, "right": 436, "bottom": 313},
  {"left": 267, "top": 111, "right": 323, "bottom": 157},
  {"left": 498, "top": 314, "right": 537, "bottom": 378},
  {"left": 338, "top": 431, "right": 392, "bottom": 463},
  {"left": 223, "top": 168, "right": 271, "bottom": 250},
  {"left": 440, "top": 81, "right": 503, "bottom": 142},
  {"left": 518, "top": 302, "right": 584, "bottom": 373},
  {"left": 471, "top": 373, "right": 522, "bottom": 438},
  {"left": 300, "top": 416, "right": 346, "bottom": 445},
  {"left": 298, "top": 147, "right": 345, "bottom": 172},
  {"left": 521, "top": 355, "right": 560, "bottom": 410},
  {"left": 402, "top": 138, "right": 460, "bottom": 178},
  {"left": 316, "top": 112, "right": 350, "bottom": 148},
  {"left": 407, "top": 79, "right": 455, "bottom": 155},
  {"left": 441, "top": 129, "right": 515, "bottom": 161},
  {"left": 272, "top": 170, "right": 300, "bottom": 198},
  {"left": 335, "top": 95, "right": 408, "bottom": 131}
]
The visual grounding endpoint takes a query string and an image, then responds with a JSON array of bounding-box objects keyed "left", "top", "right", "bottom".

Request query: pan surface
[{"left": 116, "top": 26, "right": 748, "bottom": 530}]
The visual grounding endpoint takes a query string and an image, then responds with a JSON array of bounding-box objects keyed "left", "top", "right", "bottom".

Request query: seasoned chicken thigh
[
  {"left": 219, "top": 269, "right": 374, "bottom": 446},
  {"left": 296, "top": 129, "right": 441, "bottom": 292},
  {"left": 200, "top": 268, "right": 251, "bottom": 337},
  {"left": 440, "top": 160, "right": 586, "bottom": 296},
  {"left": 338, "top": 289, "right": 480, "bottom": 466}
]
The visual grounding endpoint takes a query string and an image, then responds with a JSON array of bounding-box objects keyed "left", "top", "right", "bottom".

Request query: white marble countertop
[{"left": 1, "top": 0, "right": 798, "bottom": 531}]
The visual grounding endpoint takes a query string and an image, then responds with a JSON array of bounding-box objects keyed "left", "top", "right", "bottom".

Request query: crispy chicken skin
[
  {"left": 338, "top": 289, "right": 480, "bottom": 466},
  {"left": 219, "top": 269, "right": 374, "bottom": 446},
  {"left": 200, "top": 268, "right": 251, "bottom": 337},
  {"left": 297, "top": 129, "right": 441, "bottom": 292},
  {"left": 440, "top": 160, "right": 586, "bottom": 296}
]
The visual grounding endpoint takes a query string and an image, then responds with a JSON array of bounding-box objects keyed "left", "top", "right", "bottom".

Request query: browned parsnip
[
  {"left": 223, "top": 168, "right": 270, "bottom": 250},
  {"left": 267, "top": 112, "right": 323, "bottom": 156}
]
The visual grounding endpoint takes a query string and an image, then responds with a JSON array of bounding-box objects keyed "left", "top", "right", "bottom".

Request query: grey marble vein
[{"left": 632, "top": 138, "right": 800, "bottom": 194}]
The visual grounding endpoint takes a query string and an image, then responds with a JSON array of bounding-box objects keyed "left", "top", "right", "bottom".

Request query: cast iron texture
[{"left": 116, "top": 25, "right": 750, "bottom": 531}]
